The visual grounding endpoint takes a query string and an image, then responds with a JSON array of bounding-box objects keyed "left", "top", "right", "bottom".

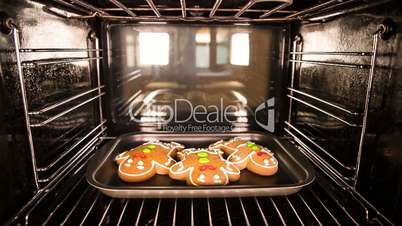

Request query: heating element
[{"left": 42, "top": 0, "right": 393, "bottom": 23}]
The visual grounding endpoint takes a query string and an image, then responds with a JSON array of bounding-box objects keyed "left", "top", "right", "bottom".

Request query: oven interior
[{"left": 0, "top": 0, "right": 401, "bottom": 225}]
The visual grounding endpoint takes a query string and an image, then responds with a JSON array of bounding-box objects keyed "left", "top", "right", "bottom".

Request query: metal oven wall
[
  {"left": 0, "top": 0, "right": 94, "bottom": 223},
  {"left": 293, "top": 2, "right": 402, "bottom": 223},
  {"left": 103, "top": 23, "right": 288, "bottom": 135}
]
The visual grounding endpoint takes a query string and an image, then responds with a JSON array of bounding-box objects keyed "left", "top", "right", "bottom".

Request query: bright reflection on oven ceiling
[
  {"left": 231, "top": 33, "right": 250, "bottom": 66},
  {"left": 139, "top": 32, "right": 169, "bottom": 65}
]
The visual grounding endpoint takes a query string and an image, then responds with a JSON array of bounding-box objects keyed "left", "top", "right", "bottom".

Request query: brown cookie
[
  {"left": 115, "top": 141, "right": 184, "bottom": 182},
  {"left": 169, "top": 148, "right": 240, "bottom": 186},
  {"left": 210, "top": 137, "right": 278, "bottom": 176}
]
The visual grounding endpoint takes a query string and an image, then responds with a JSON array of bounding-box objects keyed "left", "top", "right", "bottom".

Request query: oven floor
[{"left": 15, "top": 157, "right": 361, "bottom": 226}]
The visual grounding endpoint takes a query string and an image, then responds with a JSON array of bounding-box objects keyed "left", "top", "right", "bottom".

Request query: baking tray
[{"left": 86, "top": 132, "right": 315, "bottom": 198}]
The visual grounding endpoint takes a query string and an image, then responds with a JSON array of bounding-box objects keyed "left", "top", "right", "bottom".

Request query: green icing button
[
  {"left": 247, "top": 142, "right": 255, "bottom": 147},
  {"left": 251, "top": 145, "right": 259, "bottom": 151},
  {"left": 147, "top": 144, "right": 156, "bottom": 149},
  {"left": 198, "top": 157, "right": 210, "bottom": 164},
  {"left": 143, "top": 148, "right": 152, "bottom": 153},
  {"left": 197, "top": 152, "right": 209, "bottom": 157}
]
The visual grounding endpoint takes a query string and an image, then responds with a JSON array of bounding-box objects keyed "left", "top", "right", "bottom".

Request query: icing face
[
  {"left": 115, "top": 141, "right": 183, "bottom": 183},
  {"left": 214, "top": 138, "right": 279, "bottom": 176},
  {"left": 169, "top": 148, "right": 240, "bottom": 186}
]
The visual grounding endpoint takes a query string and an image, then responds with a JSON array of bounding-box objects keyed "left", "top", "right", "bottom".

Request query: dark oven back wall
[
  {"left": 103, "top": 23, "right": 288, "bottom": 135},
  {"left": 293, "top": 3, "right": 402, "bottom": 223},
  {"left": 0, "top": 0, "right": 94, "bottom": 223}
]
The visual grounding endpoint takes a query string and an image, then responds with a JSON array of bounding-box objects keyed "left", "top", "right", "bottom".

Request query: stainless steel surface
[
  {"left": 298, "top": 193, "right": 322, "bottom": 225},
  {"left": 51, "top": 0, "right": 92, "bottom": 15},
  {"left": 28, "top": 86, "right": 104, "bottom": 115},
  {"left": 287, "top": 87, "right": 361, "bottom": 116},
  {"left": 285, "top": 0, "right": 340, "bottom": 19},
  {"left": 224, "top": 199, "right": 232, "bottom": 226},
  {"left": 209, "top": 0, "right": 222, "bottom": 17},
  {"left": 290, "top": 51, "right": 372, "bottom": 56},
  {"left": 285, "top": 121, "right": 356, "bottom": 171},
  {"left": 38, "top": 128, "right": 105, "bottom": 183},
  {"left": 239, "top": 198, "right": 250, "bottom": 226},
  {"left": 67, "top": 0, "right": 110, "bottom": 16},
  {"left": 180, "top": 0, "right": 186, "bottom": 18},
  {"left": 13, "top": 28, "right": 40, "bottom": 190},
  {"left": 285, "top": 196, "right": 304, "bottom": 225},
  {"left": 102, "top": 6, "right": 296, "bottom": 14},
  {"left": 354, "top": 31, "right": 379, "bottom": 187},
  {"left": 95, "top": 38, "right": 105, "bottom": 131},
  {"left": 234, "top": 0, "right": 293, "bottom": 18},
  {"left": 145, "top": 0, "right": 162, "bottom": 17},
  {"left": 284, "top": 127, "right": 354, "bottom": 185},
  {"left": 289, "top": 59, "right": 368, "bottom": 69},
  {"left": 287, "top": 38, "right": 301, "bottom": 125},
  {"left": 259, "top": 2, "right": 292, "bottom": 18},
  {"left": 21, "top": 56, "right": 103, "bottom": 67},
  {"left": 287, "top": 94, "right": 361, "bottom": 127},
  {"left": 39, "top": 0, "right": 392, "bottom": 23},
  {"left": 101, "top": 15, "right": 289, "bottom": 22},
  {"left": 20, "top": 48, "right": 102, "bottom": 52},
  {"left": 37, "top": 121, "right": 106, "bottom": 171},
  {"left": 109, "top": 0, "right": 136, "bottom": 17},
  {"left": 30, "top": 92, "right": 105, "bottom": 127},
  {"left": 307, "top": 0, "right": 393, "bottom": 22}
]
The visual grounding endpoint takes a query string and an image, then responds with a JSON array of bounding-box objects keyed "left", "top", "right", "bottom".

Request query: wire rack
[
  {"left": 41, "top": 0, "right": 392, "bottom": 23},
  {"left": 285, "top": 29, "right": 383, "bottom": 187},
  {"left": 6, "top": 146, "right": 392, "bottom": 226},
  {"left": 11, "top": 27, "right": 107, "bottom": 190}
]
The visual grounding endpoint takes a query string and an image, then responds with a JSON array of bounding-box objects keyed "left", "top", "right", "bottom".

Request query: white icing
[
  {"left": 213, "top": 174, "right": 220, "bottom": 180},
  {"left": 119, "top": 161, "right": 153, "bottom": 177},
  {"left": 115, "top": 152, "right": 129, "bottom": 161},
  {"left": 227, "top": 151, "right": 249, "bottom": 164},
  {"left": 197, "top": 174, "right": 206, "bottom": 183},
  {"left": 232, "top": 155, "right": 241, "bottom": 161},
  {"left": 220, "top": 166, "right": 240, "bottom": 175},
  {"left": 138, "top": 160, "right": 144, "bottom": 166},
  {"left": 177, "top": 162, "right": 184, "bottom": 171},
  {"left": 172, "top": 148, "right": 235, "bottom": 186},
  {"left": 250, "top": 152, "right": 278, "bottom": 169},
  {"left": 117, "top": 140, "right": 180, "bottom": 180},
  {"left": 127, "top": 158, "right": 133, "bottom": 163},
  {"left": 124, "top": 163, "right": 131, "bottom": 167}
]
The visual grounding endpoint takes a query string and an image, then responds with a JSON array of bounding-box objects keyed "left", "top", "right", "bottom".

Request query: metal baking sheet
[{"left": 86, "top": 132, "right": 315, "bottom": 198}]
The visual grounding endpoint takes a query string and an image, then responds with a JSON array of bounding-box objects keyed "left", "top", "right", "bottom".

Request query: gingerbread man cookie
[
  {"left": 169, "top": 148, "right": 240, "bottom": 186},
  {"left": 210, "top": 138, "right": 278, "bottom": 176},
  {"left": 115, "top": 141, "right": 184, "bottom": 182}
]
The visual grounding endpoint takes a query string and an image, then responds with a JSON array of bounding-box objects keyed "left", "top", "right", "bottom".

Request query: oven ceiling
[{"left": 37, "top": 0, "right": 391, "bottom": 22}]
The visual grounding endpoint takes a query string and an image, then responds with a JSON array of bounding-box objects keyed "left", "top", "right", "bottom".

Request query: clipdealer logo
[{"left": 128, "top": 97, "right": 275, "bottom": 132}]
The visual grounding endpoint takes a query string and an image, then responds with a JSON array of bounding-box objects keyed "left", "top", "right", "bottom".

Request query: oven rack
[
  {"left": 286, "top": 28, "right": 383, "bottom": 187},
  {"left": 11, "top": 27, "right": 106, "bottom": 190},
  {"left": 6, "top": 145, "right": 392, "bottom": 226},
  {"left": 42, "top": 0, "right": 391, "bottom": 23}
]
